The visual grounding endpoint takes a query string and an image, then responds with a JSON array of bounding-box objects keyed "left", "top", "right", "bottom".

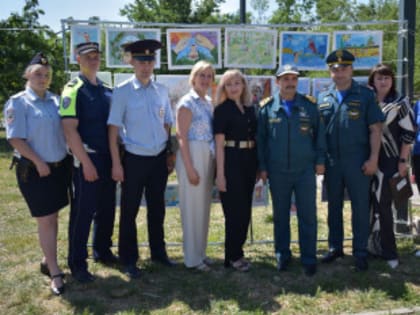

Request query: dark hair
[{"left": 368, "top": 63, "right": 397, "bottom": 99}]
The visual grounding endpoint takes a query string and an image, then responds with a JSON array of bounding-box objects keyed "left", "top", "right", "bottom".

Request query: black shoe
[
  {"left": 151, "top": 254, "right": 177, "bottom": 267},
  {"left": 40, "top": 261, "right": 50, "bottom": 277},
  {"left": 303, "top": 264, "right": 317, "bottom": 277},
  {"left": 124, "top": 264, "right": 141, "bottom": 279},
  {"left": 354, "top": 257, "right": 368, "bottom": 271},
  {"left": 94, "top": 253, "right": 119, "bottom": 266},
  {"left": 50, "top": 273, "right": 65, "bottom": 296},
  {"left": 321, "top": 249, "right": 344, "bottom": 263},
  {"left": 277, "top": 257, "right": 291, "bottom": 271},
  {"left": 72, "top": 269, "right": 95, "bottom": 284}
]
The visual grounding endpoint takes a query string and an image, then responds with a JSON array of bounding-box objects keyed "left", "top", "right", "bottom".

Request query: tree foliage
[
  {"left": 120, "top": 0, "right": 226, "bottom": 24},
  {"left": 0, "top": 0, "right": 66, "bottom": 107}
]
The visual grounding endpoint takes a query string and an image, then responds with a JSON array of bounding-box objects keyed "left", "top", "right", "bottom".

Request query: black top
[{"left": 213, "top": 99, "right": 257, "bottom": 141}]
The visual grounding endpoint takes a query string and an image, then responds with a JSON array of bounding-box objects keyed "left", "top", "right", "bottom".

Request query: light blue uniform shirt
[
  {"left": 4, "top": 87, "right": 67, "bottom": 162},
  {"left": 108, "top": 76, "right": 174, "bottom": 156}
]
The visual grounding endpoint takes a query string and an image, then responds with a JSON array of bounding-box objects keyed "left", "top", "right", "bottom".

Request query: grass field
[{"left": 0, "top": 130, "right": 419, "bottom": 315}]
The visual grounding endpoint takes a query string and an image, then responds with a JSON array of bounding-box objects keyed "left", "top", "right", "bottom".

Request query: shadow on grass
[{"left": 58, "top": 249, "right": 420, "bottom": 314}]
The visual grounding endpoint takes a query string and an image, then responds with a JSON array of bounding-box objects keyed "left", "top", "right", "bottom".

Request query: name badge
[{"left": 269, "top": 117, "right": 281, "bottom": 123}]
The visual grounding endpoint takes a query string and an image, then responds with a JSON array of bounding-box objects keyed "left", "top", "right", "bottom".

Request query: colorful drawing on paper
[
  {"left": 225, "top": 28, "right": 277, "bottom": 69},
  {"left": 167, "top": 28, "right": 222, "bottom": 70},
  {"left": 106, "top": 28, "right": 161, "bottom": 68},
  {"left": 333, "top": 31, "right": 383, "bottom": 69},
  {"left": 70, "top": 25, "right": 100, "bottom": 64},
  {"left": 247, "top": 76, "right": 272, "bottom": 109},
  {"left": 312, "top": 78, "right": 332, "bottom": 99},
  {"left": 156, "top": 75, "right": 191, "bottom": 111},
  {"left": 271, "top": 77, "right": 311, "bottom": 96},
  {"left": 280, "top": 32, "right": 330, "bottom": 70}
]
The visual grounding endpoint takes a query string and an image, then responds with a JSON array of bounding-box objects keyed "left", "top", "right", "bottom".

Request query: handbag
[{"left": 388, "top": 173, "right": 413, "bottom": 209}]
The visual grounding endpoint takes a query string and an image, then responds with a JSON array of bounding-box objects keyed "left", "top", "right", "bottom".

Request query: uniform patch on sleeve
[
  {"left": 5, "top": 108, "right": 14, "bottom": 125},
  {"left": 61, "top": 96, "right": 71, "bottom": 109}
]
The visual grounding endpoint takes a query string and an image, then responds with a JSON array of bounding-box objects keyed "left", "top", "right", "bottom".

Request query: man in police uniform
[
  {"left": 318, "top": 49, "right": 384, "bottom": 271},
  {"left": 257, "top": 65, "right": 326, "bottom": 276},
  {"left": 108, "top": 39, "right": 175, "bottom": 279},
  {"left": 60, "top": 42, "right": 117, "bottom": 283}
]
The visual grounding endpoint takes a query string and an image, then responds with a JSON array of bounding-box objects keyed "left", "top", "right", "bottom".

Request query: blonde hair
[
  {"left": 23, "top": 64, "right": 53, "bottom": 88},
  {"left": 215, "top": 69, "right": 251, "bottom": 106},
  {"left": 189, "top": 60, "right": 215, "bottom": 87}
]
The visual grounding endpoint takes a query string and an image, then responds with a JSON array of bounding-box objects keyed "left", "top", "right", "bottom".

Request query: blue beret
[
  {"left": 76, "top": 42, "right": 100, "bottom": 55},
  {"left": 122, "top": 39, "right": 162, "bottom": 61},
  {"left": 326, "top": 49, "right": 355, "bottom": 68},
  {"left": 28, "top": 52, "right": 49, "bottom": 66}
]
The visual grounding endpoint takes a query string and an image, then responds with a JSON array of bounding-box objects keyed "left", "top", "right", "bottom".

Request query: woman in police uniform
[
  {"left": 213, "top": 69, "right": 257, "bottom": 272},
  {"left": 4, "top": 53, "right": 70, "bottom": 295}
]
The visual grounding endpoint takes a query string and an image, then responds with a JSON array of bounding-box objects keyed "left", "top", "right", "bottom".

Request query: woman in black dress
[
  {"left": 368, "top": 63, "right": 416, "bottom": 269},
  {"left": 213, "top": 69, "right": 257, "bottom": 272}
]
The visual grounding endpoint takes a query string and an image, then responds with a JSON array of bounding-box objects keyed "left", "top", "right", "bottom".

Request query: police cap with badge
[
  {"left": 326, "top": 49, "right": 355, "bottom": 69},
  {"left": 28, "top": 52, "right": 49, "bottom": 66},
  {"left": 122, "top": 39, "right": 162, "bottom": 61},
  {"left": 75, "top": 42, "right": 100, "bottom": 55}
]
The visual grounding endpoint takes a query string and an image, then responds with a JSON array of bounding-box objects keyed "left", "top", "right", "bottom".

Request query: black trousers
[
  {"left": 220, "top": 147, "right": 257, "bottom": 265},
  {"left": 68, "top": 154, "right": 116, "bottom": 272},
  {"left": 118, "top": 150, "right": 168, "bottom": 265}
]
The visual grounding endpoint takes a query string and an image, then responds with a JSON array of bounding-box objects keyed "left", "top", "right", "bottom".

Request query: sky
[{"left": 1, "top": 0, "right": 278, "bottom": 32}]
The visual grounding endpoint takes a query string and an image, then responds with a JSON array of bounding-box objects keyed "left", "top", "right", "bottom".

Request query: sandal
[
  {"left": 194, "top": 263, "right": 211, "bottom": 272},
  {"left": 50, "top": 273, "right": 65, "bottom": 296},
  {"left": 230, "top": 258, "right": 250, "bottom": 272}
]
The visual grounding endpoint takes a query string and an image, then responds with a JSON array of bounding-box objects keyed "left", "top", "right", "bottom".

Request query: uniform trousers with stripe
[{"left": 68, "top": 153, "right": 116, "bottom": 273}]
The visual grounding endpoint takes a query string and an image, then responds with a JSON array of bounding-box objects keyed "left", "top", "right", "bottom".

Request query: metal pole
[
  {"left": 397, "top": 0, "right": 416, "bottom": 101},
  {"left": 240, "top": 0, "right": 246, "bottom": 24}
]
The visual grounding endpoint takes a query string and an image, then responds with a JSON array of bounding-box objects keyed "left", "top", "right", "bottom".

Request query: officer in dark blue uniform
[
  {"left": 318, "top": 49, "right": 384, "bottom": 271},
  {"left": 60, "top": 42, "right": 117, "bottom": 283},
  {"left": 257, "top": 65, "right": 326, "bottom": 276},
  {"left": 108, "top": 40, "right": 175, "bottom": 279}
]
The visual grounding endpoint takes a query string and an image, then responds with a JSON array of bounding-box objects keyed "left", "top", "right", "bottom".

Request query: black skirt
[{"left": 16, "top": 156, "right": 71, "bottom": 217}]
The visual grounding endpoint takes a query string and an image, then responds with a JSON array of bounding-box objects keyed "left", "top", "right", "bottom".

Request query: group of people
[{"left": 4, "top": 39, "right": 418, "bottom": 296}]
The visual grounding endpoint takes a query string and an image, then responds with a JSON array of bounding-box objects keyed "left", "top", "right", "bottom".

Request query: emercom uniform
[
  {"left": 60, "top": 74, "right": 116, "bottom": 274},
  {"left": 257, "top": 93, "right": 326, "bottom": 266},
  {"left": 317, "top": 80, "right": 384, "bottom": 259}
]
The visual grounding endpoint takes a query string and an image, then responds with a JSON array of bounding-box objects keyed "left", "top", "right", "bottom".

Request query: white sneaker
[{"left": 387, "top": 259, "right": 399, "bottom": 269}]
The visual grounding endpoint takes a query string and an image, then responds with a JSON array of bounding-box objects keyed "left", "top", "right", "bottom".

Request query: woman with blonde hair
[
  {"left": 176, "top": 61, "right": 216, "bottom": 271},
  {"left": 213, "top": 69, "right": 257, "bottom": 272},
  {"left": 4, "top": 52, "right": 70, "bottom": 295}
]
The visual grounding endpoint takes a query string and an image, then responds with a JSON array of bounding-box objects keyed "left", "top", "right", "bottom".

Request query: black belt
[{"left": 225, "top": 140, "right": 256, "bottom": 149}]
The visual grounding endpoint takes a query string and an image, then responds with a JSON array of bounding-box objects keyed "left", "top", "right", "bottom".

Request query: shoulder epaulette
[
  {"left": 259, "top": 96, "right": 273, "bottom": 108},
  {"left": 10, "top": 91, "right": 26, "bottom": 99},
  {"left": 305, "top": 94, "right": 317, "bottom": 104},
  {"left": 66, "top": 77, "right": 80, "bottom": 88}
]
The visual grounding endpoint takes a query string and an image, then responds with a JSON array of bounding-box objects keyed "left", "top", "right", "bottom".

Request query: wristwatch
[{"left": 399, "top": 158, "right": 407, "bottom": 163}]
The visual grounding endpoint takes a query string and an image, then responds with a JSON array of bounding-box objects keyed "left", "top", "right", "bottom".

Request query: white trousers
[{"left": 176, "top": 141, "right": 215, "bottom": 267}]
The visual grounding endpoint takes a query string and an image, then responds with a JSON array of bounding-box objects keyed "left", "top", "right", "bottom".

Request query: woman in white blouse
[{"left": 175, "top": 61, "right": 215, "bottom": 271}]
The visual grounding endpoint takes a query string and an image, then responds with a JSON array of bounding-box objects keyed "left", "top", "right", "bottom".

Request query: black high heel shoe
[
  {"left": 50, "top": 273, "right": 65, "bottom": 296},
  {"left": 40, "top": 262, "right": 50, "bottom": 277}
]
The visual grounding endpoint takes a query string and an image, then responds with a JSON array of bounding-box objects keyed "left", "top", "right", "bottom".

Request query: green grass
[{"left": 0, "top": 130, "right": 419, "bottom": 315}]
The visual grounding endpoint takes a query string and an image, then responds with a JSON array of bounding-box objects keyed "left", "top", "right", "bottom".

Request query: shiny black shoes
[{"left": 321, "top": 249, "right": 345, "bottom": 263}]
